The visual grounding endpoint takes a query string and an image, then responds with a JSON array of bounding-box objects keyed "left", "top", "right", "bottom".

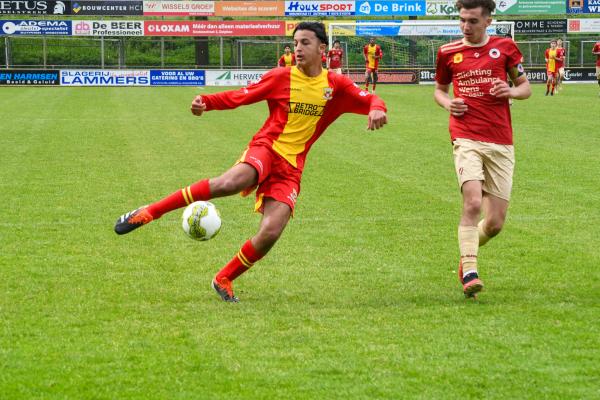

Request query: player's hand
[
  {"left": 190, "top": 95, "right": 207, "bottom": 116},
  {"left": 367, "top": 110, "right": 387, "bottom": 130},
  {"left": 490, "top": 79, "right": 511, "bottom": 99},
  {"left": 447, "top": 98, "right": 468, "bottom": 117}
]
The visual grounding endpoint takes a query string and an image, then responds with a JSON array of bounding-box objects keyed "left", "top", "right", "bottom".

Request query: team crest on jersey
[
  {"left": 489, "top": 48, "right": 501, "bottom": 59},
  {"left": 322, "top": 87, "right": 333, "bottom": 100},
  {"left": 453, "top": 53, "right": 463, "bottom": 64}
]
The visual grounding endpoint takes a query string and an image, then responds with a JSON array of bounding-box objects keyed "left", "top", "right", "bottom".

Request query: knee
[
  {"left": 212, "top": 176, "right": 243, "bottom": 195},
  {"left": 485, "top": 217, "right": 505, "bottom": 237},
  {"left": 463, "top": 197, "right": 482, "bottom": 216}
]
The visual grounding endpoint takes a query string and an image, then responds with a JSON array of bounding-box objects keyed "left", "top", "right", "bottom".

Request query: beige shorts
[
  {"left": 452, "top": 138, "right": 515, "bottom": 201},
  {"left": 596, "top": 66, "right": 600, "bottom": 78}
]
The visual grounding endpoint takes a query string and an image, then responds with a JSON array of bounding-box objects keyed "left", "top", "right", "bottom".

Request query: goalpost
[{"left": 328, "top": 20, "right": 515, "bottom": 81}]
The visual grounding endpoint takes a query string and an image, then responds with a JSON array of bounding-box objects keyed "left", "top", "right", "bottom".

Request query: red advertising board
[{"left": 144, "top": 20, "right": 285, "bottom": 36}]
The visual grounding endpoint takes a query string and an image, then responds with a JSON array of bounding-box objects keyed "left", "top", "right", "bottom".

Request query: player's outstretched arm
[
  {"left": 328, "top": 76, "right": 387, "bottom": 130},
  {"left": 199, "top": 69, "right": 278, "bottom": 111}
]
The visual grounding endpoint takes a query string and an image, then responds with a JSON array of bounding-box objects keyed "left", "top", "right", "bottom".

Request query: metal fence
[{"left": 2, "top": 35, "right": 599, "bottom": 69}]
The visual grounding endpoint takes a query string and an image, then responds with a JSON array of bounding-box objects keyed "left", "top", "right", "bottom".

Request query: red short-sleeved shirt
[
  {"left": 436, "top": 36, "right": 524, "bottom": 145},
  {"left": 594, "top": 42, "right": 600, "bottom": 67},
  {"left": 555, "top": 47, "right": 565, "bottom": 68},
  {"left": 327, "top": 49, "right": 344, "bottom": 69}
]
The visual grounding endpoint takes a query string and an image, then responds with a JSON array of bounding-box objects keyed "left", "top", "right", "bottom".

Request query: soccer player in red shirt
[
  {"left": 327, "top": 40, "right": 344, "bottom": 74},
  {"left": 545, "top": 39, "right": 558, "bottom": 96},
  {"left": 434, "top": 0, "right": 531, "bottom": 298},
  {"left": 114, "top": 22, "right": 388, "bottom": 302},
  {"left": 363, "top": 37, "right": 383, "bottom": 93},
  {"left": 555, "top": 38, "right": 566, "bottom": 92},
  {"left": 278, "top": 45, "right": 295, "bottom": 67},
  {"left": 593, "top": 41, "right": 600, "bottom": 95}
]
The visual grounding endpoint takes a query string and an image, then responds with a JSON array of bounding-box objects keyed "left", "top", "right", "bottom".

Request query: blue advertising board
[
  {"left": 356, "top": 20, "right": 499, "bottom": 36},
  {"left": 0, "top": 19, "right": 71, "bottom": 35},
  {"left": 356, "top": 21, "right": 400, "bottom": 35},
  {"left": 150, "top": 70, "right": 206, "bottom": 86},
  {"left": 566, "top": 0, "right": 600, "bottom": 13},
  {"left": 356, "top": 0, "right": 426, "bottom": 16}
]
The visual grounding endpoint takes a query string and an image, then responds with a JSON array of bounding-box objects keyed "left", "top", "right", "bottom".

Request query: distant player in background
[
  {"left": 555, "top": 39, "right": 566, "bottom": 92},
  {"left": 545, "top": 39, "right": 558, "bottom": 96},
  {"left": 593, "top": 40, "right": 600, "bottom": 95},
  {"left": 363, "top": 37, "right": 383, "bottom": 93},
  {"left": 327, "top": 40, "right": 344, "bottom": 74},
  {"left": 434, "top": 0, "right": 531, "bottom": 298},
  {"left": 278, "top": 45, "right": 295, "bottom": 67},
  {"left": 114, "top": 22, "right": 387, "bottom": 303}
]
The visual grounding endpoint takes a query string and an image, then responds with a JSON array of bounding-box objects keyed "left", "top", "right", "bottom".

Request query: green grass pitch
[{"left": 1, "top": 84, "right": 599, "bottom": 399}]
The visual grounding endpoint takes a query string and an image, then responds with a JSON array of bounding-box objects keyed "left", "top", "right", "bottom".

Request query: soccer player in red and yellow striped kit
[{"left": 114, "top": 22, "right": 388, "bottom": 302}]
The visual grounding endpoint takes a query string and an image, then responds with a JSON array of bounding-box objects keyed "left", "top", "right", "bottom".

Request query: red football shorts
[
  {"left": 238, "top": 144, "right": 301, "bottom": 213},
  {"left": 547, "top": 69, "right": 557, "bottom": 79}
]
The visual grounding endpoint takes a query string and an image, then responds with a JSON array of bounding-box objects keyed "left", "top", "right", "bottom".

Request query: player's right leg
[
  {"left": 459, "top": 181, "right": 485, "bottom": 297},
  {"left": 114, "top": 163, "right": 258, "bottom": 235},
  {"left": 364, "top": 68, "right": 371, "bottom": 91},
  {"left": 453, "top": 139, "right": 485, "bottom": 297}
]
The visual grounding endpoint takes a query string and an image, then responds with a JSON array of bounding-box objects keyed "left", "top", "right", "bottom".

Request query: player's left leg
[
  {"left": 479, "top": 141, "right": 513, "bottom": 245},
  {"left": 478, "top": 194, "right": 509, "bottom": 246},
  {"left": 212, "top": 199, "right": 291, "bottom": 302},
  {"left": 545, "top": 73, "right": 554, "bottom": 96},
  {"left": 596, "top": 67, "right": 600, "bottom": 95},
  {"left": 372, "top": 70, "right": 378, "bottom": 93},
  {"left": 557, "top": 68, "right": 565, "bottom": 92},
  {"left": 364, "top": 69, "right": 371, "bottom": 91}
]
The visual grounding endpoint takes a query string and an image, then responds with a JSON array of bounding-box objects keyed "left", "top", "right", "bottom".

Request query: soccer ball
[{"left": 181, "top": 201, "right": 222, "bottom": 241}]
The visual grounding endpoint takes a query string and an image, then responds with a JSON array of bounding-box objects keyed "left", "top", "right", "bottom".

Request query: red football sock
[
  {"left": 216, "top": 240, "right": 264, "bottom": 281},
  {"left": 146, "top": 179, "right": 211, "bottom": 219}
]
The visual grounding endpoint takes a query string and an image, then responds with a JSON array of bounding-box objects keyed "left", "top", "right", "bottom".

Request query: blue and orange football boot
[{"left": 458, "top": 259, "right": 484, "bottom": 298}]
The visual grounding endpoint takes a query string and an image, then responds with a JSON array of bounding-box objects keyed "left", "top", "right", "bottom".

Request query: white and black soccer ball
[{"left": 181, "top": 201, "right": 221, "bottom": 241}]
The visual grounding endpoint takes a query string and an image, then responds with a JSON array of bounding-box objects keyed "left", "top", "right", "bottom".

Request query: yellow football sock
[
  {"left": 478, "top": 220, "right": 491, "bottom": 247},
  {"left": 458, "top": 225, "right": 478, "bottom": 276}
]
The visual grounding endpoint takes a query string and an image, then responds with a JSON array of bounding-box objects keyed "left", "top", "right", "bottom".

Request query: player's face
[
  {"left": 334, "top": 42, "right": 340, "bottom": 49},
  {"left": 369, "top": 38, "right": 375, "bottom": 45},
  {"left": 557, "top": 39, "right": 562, "bottom": 48},
  {"left": 293, "top": 30, "right": 326, "bottom": 68},
  {"left": 284, "top": 46, "right": 291, "bottom": 54},
  {"left": 550, "top": 41, "right": 557, "bottom": 49},
  {"left": 459, "top": 7, "right": 492, "bottom": 44}
]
